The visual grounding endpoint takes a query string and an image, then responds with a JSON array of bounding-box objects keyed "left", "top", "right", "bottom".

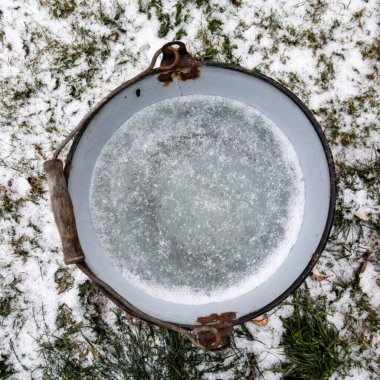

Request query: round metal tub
[{"left": 45, "top": 42, "right": 335, "bottom": 349}]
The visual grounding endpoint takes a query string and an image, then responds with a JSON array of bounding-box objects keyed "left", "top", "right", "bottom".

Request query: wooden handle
[{"left": 44, "top": 159, "right": 85, "bottom": 264}]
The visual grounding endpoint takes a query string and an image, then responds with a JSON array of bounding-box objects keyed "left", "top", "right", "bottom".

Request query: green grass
[
  {"left": 39, "top": 282, "right": 250, "bottom": 379},
  {"left": 38, "top": 281, "right": 271, "bottom": 379},
  {"left": 280, "top": 290, "right": 351, "bottom": 380},
  {"left": 39, "top": 0, "right": 77, "bottom": 18},
  {"left": 0, "top": 295, "right": 13, "bottom": 318},
  {"left": 0, "top": 354, "right": 15, "bottom": 379}
]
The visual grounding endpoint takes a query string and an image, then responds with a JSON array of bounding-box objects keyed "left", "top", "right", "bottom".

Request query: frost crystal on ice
[{"left": 90, "top": 95, "right": 304, "bottom": 304}]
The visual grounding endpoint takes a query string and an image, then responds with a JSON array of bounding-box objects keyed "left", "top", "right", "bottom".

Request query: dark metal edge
[{"left": 65, "top": 62, "right": 336, "bottom": 330}]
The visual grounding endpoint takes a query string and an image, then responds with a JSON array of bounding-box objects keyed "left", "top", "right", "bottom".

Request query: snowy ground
[{"left": 0, "top": 0, "right": 379, "bottom": 379}]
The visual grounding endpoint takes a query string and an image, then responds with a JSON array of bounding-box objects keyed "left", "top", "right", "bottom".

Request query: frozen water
[{"left": 90, "top": 95, "right": 304, "bottom": 304}]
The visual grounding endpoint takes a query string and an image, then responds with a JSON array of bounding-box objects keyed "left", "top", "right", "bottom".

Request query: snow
[
  {"left": 10, "top": 176, "right": 31, "bottom": 198},
  {"left": 360, "top": 262, "right": 380, "bottom": 309},
  {"left": 330, "top": 368, "right": 374, "bottom": 380},
  {"left": 344, "top": 187, "right": 378, "bottom": 216}
]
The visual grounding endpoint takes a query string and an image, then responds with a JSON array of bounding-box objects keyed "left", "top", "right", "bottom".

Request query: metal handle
[
  {"left": 44, "top": 159, "right": 85, "bottom": 264},
  {"left": 44, "top": 42, "right": 233, "bottom": 351}
]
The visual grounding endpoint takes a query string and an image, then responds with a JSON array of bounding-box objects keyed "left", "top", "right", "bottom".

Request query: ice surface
[{"left": 90, "top": 95, "right": 304, "bottom": 304}]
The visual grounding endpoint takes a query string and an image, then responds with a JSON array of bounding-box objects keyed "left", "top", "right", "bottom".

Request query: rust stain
[
  {"left": 197, "top": 311, "right": 236, "bottom": 325},
  {"left": 158, "top": 61, "right": 201, "bottom": 86},
  {"left": 195, "top": 312, "right": 236, "bottom": 350},
  {"left": 157, "top": 71, "right": 174, "bottom": 85},
  {"left": 310, "top": 251, "right": 320, "bottom": 267}
]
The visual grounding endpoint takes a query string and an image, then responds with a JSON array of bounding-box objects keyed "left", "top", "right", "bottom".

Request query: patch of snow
[
  {"left": 360, "top": 262, "right": 380, "bottom": 309},
  {"left": 343, "top": 187, "right": 378, "bottom": 216},
  {"left": 10, "top": 176, "right": 31, "bottom": 198}
]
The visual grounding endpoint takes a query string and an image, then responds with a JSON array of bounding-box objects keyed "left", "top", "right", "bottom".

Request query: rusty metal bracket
[
  {"left": 52, "top": 43, "right": 186, "bottom": 161},
  {"left": 158, "top": 41, "right": 200, "bottom": 84},
  {"left": 159, "top": 46, "right": 180, "bottom": 71},
  {"left": 193, "top": 312, "right": 236, "bottom": 350}
]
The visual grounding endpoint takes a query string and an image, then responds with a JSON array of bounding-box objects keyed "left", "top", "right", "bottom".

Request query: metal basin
[
  {"left": 67, "top": 63, "right": 334, "bottom": 325},
  {"left": 45, "top": 42, "right": 335, "bottom": 349}
]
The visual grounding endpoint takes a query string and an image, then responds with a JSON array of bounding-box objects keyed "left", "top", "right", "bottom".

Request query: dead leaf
[
  {"left": 57, "top": 283, "right": 67, "bottom": 294},
  {"left": 34, "top": 144, "right": 47, "bottom": 160},
  {"left": 88, "top": 345, "right": 99, "bottom": 358},
  {"left": 251, "top": 315, "right": 268, "bottom": 326},
  {"left": 311, "top": 267, "right": 325, "bottom": 281},
  {"left": 354, "top": 211, "right": 370, "bottom": 221},
  {"left": 359, "top": 260, "right": 369, "bottom": 273},
  {"left": 123, "top": 314, "right": 142, "bottom": 326}
]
